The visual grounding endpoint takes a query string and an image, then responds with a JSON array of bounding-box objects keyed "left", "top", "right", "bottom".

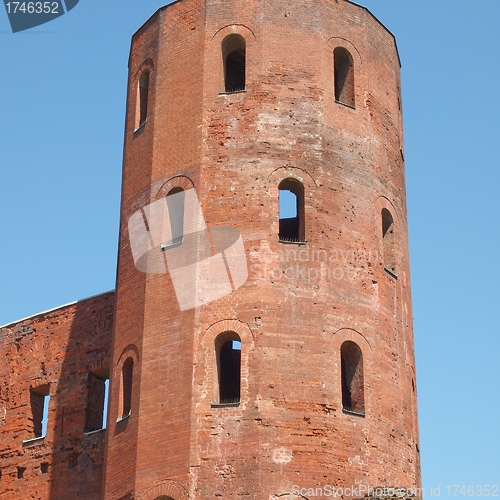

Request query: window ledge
[
  {"left": 219, "top": 89, "right": 246, "bottom": 95},
  {"left": 342, "top": 408, "right": 365, "bottom": 418},
  {"left": 335, "top": 99, "right": 356, "bottom": 110},
  {"left": 211, "top": 401, "right": 240, "bottom": 408},
  {"left": 22, "top": 436, "right": 45, "bottom": 446},
  {"left": 84, "top": 428, "right": 105, "bottom": 436},
  {"left": 384, "top": 267, "right": 398, "bottom": 279},
  {"left": 278, "top": 238, "right": 307, "bottom": 245},
  {"left": 116, "top": 412, "right": 131, "bottom": 423},
  {"left": 133, "top": 120, "right": 147, "bottom": 135}
]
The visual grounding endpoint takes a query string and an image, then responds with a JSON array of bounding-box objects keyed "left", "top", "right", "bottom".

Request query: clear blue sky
[{"left": 1, "top": 0, "right": 499, "bottom": 495}]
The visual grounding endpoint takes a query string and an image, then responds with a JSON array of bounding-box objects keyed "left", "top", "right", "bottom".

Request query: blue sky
[{"left": 1, "top": 0, "right": 499, "bottom": 495}]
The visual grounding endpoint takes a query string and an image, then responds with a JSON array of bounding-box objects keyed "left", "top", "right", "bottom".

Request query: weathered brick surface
[
  {"left": 105, "top": 0, "right": 421, "bottom": 499},
  {"left": 0, "top": 291, "right": 114, "bottom": 500},
  {"left": 0, "top": 1, "right": 421, "bottom": 498}
]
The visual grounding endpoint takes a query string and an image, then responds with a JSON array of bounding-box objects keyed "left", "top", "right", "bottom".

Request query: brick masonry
[
  {"left": 105, "top": 0, "right": 421, "bottom": 498},
  {"left": 0, "top": 0, "right": 421, "bottom": 498},
  {"left": 0, "top": 291, "right": 114, "bottom": 500}
]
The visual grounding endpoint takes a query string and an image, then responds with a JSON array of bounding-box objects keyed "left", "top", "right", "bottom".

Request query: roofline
[
  {"left": 346, "top": 0, "right": 401, "bottom": 67},
  {"left": 130, "top": 1, "right": 401, "bottom": 67},
  {"left": 0, "top": 290, "right": 115, "bottom": 329}
]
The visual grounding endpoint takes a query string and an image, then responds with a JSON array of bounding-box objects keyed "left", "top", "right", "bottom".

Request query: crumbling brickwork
[{"left": 0, "top": 291, "right": 113, "bottom": 500}]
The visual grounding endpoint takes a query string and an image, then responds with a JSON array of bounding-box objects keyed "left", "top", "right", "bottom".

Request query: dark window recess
[
  {"left": 222, "top": 34, "right": 246, "bottom": 93},
  {"left": 30, "top": 385, "right": 49, "bottom": 438},
  {"left": 17, "top": 467, "right": 26, "bottom": 479},
  {"left": 41, "top": 462, "right": 49, "bottom": 474},
  {"left": 85, "top": 372, "right": 109, "bottom": 432},
  {"left": 278, "top": 178, "right": 305, "bottom": 243},
  {"left": 341, "top": 341, "right": 365, "bottom": 416},
  {"left": 122, "top": 358, "right": 134, "bottom": 418},
  {"left": 138, "top": 70, "right": 150, "bottom": 127},
  {"left": 334, "top": 47, "right": 355, "bottom": 107},
  {"left": 217, "top": 335, "right": 241, "bottom": 404},
  {"left": 382, "top": 208, "right": 396, "bottom": 275}
]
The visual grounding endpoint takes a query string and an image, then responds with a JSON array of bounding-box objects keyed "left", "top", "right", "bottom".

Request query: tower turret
[{"left": 103, "top": 1, "right": 421, "bottom": 498}]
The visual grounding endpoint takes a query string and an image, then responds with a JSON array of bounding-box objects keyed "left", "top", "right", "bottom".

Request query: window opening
[
  {"left": 121, "top": 358, "right": 134, "bottom": 419},
  {"left": 166, "top": 187, "right": 185, "bottom": 247},
  {"left": 216, "top": 333, "right": 241, "bottom": 404},
  {"left": 222, "top": 34, "right": 246, "bottom": 93},
  {"left": 382, "top": 208, "right": 396, "bottom": 276},
  {"left": 334, "top": 47, "right": 355, "bottom": 107},
  {"left": 85, "top": 373, "right": 109, "bottom": 432},
  {"left": 30, "top": 385, "right": 50, "bottom": 438},
  {"left": 137, "top": 70, "right": 150, "bottom": 128},
  {"left": 341, "top": 341, "right": 365, "bottom": 416},
  {"left": 278, "top": 178, "right": 305, "bottom": 243}
]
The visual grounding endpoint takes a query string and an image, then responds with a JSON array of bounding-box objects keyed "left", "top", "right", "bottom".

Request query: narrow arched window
[
  {"left": 334, "top": 47, "right": 355, "bottom": 107},
  {"left": 222, "top": 34, "right": 246, "bottom": 93},
  {"left": 341, "top": 341, "right": 364, "bottom": 416},
  {"left": 137, "top": 70, "right": 150, "bottom": 128},
  {"left": 166, "top": 187, "right": 185, "bottom": 247},
  {"left": 382, "top": 208, "right": 396, "bottom": 276},
  {"left": 278, "top": 178, "right": 305, "bottom": 244},
  {"left": 215, "top": 332, "right": 241, "bottom": 404},
  {"left": 121, "top": 357, "right": 134, "bottom": 418}
]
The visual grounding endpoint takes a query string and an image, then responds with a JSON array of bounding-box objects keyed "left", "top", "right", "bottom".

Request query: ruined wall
[{"left": 0, "top": 291, "right": 114, "bottom": 500}]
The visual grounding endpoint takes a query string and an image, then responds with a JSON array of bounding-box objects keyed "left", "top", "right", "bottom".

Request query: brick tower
[{"left": 102, "top": 0, "right": 421, "bottom": 498}]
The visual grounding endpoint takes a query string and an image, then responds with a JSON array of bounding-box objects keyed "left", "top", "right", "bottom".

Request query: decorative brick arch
[
  {"left": 268, "top": 166, "right": 317, "bottom": 190},
  {"left": 133, "top": 57, "right": 155, "bottom": 82},
  {"left": 139, "top": 479, "right": 189, "bottom": 500},
  {"left": 210, "top": 24, "right": 257, "bottom": 94},
  {"left": 199, "top": 319, "right": 254, "bottom": 407},
  {"left": 116, "top": 343, "right": 140, "bottom": 367},
  {"left": 332, "top": 327, "right": 372, "bottom": 354},
  {"left": 156, "top": 175, "right": 195, "bottom": 200},
  {"left": 325, "top": 37, "right": 362, "bottom": 64}
]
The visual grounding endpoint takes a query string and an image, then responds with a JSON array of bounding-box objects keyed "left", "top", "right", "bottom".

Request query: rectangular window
[
  {"left": 85, "top": 373, "right": 109, "bottom": 432},
  {"left": 30, "top": 385, "right": 50, "bottom": 438}
]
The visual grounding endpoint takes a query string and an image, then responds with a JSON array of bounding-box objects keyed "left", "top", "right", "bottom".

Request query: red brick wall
[
  {"left": 105, "top": 0, "right": 421, "bottom": 498},
  {"left": 0, "top": 291, "right": 114, "bottom": 500}
]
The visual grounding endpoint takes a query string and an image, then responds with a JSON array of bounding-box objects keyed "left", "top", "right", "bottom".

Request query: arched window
[
  {"left": 121, "top": 357, "right": 134, "bottom": 418},
  {"left": 137, "top": 70, "right": 150, "bottom": 128},
  {"left": 334, "top": 47, "right": 355, "bottom": 107},
  {"left": 215, "top": 332, "right": 241, "bottom": 404},
  {"left": 341, "top": 341, "right": 365, "bottom": 416},
  {"left": 382, "top": 208, "right": 396, "bottom": 276},
  {"left": 166, "top": 187, "right": 185, "bottom": 247},
  {"left": 278, "top": 178, "right": 305, "bottom": 243},
  {"left": 222, "top": 34, "right": 246, "bottom": 93}
]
